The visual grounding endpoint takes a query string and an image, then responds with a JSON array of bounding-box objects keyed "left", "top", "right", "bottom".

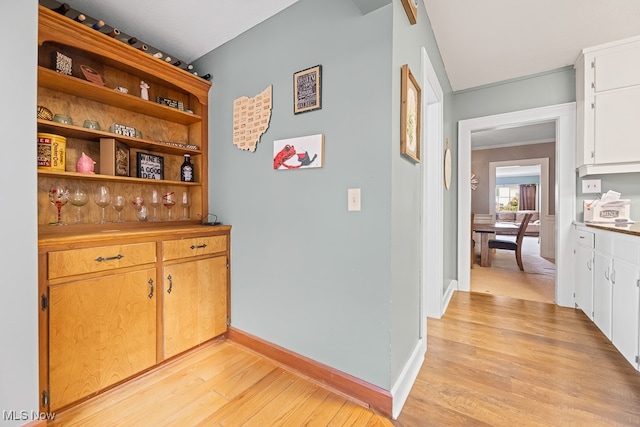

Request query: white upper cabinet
[{"left": 575, "top": 35, "right": 640, "bottom": 176}]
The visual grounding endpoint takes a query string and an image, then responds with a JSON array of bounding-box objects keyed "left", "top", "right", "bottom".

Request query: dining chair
[{"left": 488, "top": 213, "right": 533, "bottom": 271}]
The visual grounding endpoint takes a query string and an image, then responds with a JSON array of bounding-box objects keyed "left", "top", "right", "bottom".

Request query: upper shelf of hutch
[
  {"left": 38, "top": 67, "right": 202, "bottom": 125},
  {"left": 38, "top": 5, "right": 211, "bottom": 104}
]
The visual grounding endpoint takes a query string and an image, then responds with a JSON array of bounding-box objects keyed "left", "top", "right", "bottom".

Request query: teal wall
[
  {"left": 390, "top": 0, "right": 452, "bottom": 382},
  {"left": 1, "top": 1, "right": 39, "bottom": 424},
  {"left": 195, "top": 0, "right": 453, "bottom": 390},
  {"left": 497, "top": 176, "right": 540, "bottom": 185},
  {"left": 196, "top": 0, "right": 395, "bottom": 389},
  {"left": 576, "top": 172, "right": 640, "bottom": 221}
]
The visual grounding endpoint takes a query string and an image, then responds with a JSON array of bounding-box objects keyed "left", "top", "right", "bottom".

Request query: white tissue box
[{"left": 584, "top": 200, "right": 631, "bottom": 222}]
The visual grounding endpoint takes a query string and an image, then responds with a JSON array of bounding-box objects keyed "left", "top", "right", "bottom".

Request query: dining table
[{"left": 473, "top": 222, "right": 519, "bottom": 267}]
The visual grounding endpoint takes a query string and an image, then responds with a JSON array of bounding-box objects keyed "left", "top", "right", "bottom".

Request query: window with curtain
[{"left": 519, "top": 184, "right": 537, "bottom": 210}]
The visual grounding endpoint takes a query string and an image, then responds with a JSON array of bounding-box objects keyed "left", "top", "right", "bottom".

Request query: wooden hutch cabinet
[{"left": 36, "top": 5, "right": 230, "bottom": 412}]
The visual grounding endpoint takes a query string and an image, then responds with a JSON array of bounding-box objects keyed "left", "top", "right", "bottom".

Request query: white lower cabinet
[
  {"left": 611, "top": 258, "right": 640, "bottom": 369},
  {"left": 593, "top": 251, "right": 613, "bottom": 339},
  {"left": 574, "top": 228, "right": 594, "bottom": 319},
  {"left": 574, "top": 225, "right": 640, "bottom": 371}
]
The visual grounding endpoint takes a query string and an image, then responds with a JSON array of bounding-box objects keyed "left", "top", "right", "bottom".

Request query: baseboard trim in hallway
[{"left": 227, "top": 327, "right": 393, "bottom": 418}]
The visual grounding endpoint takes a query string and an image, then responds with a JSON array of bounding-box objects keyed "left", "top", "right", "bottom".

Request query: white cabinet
[
  {"left": 611, "top": 237, "right": 640, "bottom": 369},
  {"left": 575, "top": 224, "right": 640, "bottom": 371},
  {"left": 593, "top": 251, "right": 613, "bottom": 339},
  {"left": 573, "top": 227, "right": 594, "bottom": 320},
  {"left": 575, "top": 35, "right": 640, "bottom": 176}
]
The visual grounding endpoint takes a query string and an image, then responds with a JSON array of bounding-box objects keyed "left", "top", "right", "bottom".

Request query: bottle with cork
[{"left": 180, "top": 154, "right": 194, "bottom": 182}]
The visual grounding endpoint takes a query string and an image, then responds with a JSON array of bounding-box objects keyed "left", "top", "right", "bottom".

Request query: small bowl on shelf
[
  {"left": 83, "top": 120, "right": 101, "bottom": 130},
  {"left": 53, "top": 114, "right": 73, "bottom": 125}
]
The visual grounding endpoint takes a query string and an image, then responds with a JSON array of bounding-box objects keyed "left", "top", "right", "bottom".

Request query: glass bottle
[{"left": 181, "top": 154, "right": 194, "bottom": 182}]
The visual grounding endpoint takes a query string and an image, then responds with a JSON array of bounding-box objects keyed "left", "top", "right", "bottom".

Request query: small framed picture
[
  {"left": 293, "top": 65, "right": 322, "bottom": 114},
  {"left": 54, "top": 51, "right": 73, "bottom": 76},
  {"left": 136, "top": 152, "right": 164, "bottom": 180},
  {"left": 400, "top": 64, "right": 421, "bottom": 163}
]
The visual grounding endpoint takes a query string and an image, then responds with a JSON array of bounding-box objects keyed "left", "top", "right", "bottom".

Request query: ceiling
[
  {"left": 424, "top": 0, "right": 640, "bottom": 92},
  {"left": 56, "top": 0, "right": 640, "bottom": 147},
  {"left": 59, "top": 0, "right": 640, "bottom": 90}
]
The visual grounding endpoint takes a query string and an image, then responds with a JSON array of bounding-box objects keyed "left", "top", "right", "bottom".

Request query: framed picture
[
  {"left": 273, "top": 134, "right": 324, "bottom": 170},
  {"left": 400, "top": 0, "right": 418, "bottom": 25},
  {"left": 400, "top": 64, "right": 421, "bottom": 162},
  {"left": 136, "top": 152, "right": 164, "bottom": 180},
  {"left": 293, "top": 65, "right": 322, "bottom": 114}
]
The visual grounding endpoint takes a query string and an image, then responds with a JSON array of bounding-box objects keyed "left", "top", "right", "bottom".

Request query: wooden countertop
[
  {"left": 585, "top": 222, "right": 640, "bottom": 237},
  {"left": 39, "top": 221, "right": 231, "bottom": 246}
]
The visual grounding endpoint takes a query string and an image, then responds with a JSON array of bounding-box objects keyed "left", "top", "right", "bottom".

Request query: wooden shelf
[
  {"left": 38, "top": 67, "right": 202, "bottom": 125},
  {"left": 37, "top": 120, "right": 202, "bottom": 156},
  {"left": 38, "top": 169, "right": 202, "bottom": 186}
]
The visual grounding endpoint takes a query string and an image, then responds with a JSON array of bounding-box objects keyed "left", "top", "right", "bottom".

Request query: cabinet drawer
[
  {"left": 163, "top": 235, "right": 227, "bottom": 261},
  {"left": 574, "top": 229, "right": 594, "bottom": 248},
  {"left": 48, "top": 242, "right": 156, "bottom": 279}
]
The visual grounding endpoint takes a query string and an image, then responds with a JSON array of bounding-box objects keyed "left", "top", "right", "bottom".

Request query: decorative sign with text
[
  {"left": 294, "top": 65, "right": 321, "bottom": 114},
  {"left": 136, "top": 152, "right": 164, "bottom": 180}
]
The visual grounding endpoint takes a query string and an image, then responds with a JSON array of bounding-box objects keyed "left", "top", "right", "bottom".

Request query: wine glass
[
  {"left": 162, "top": 191, "right": 176, "bottom": 220},
  {"left": 148, "top": 188, "right": 161, "bottom": 221},
  {"left": 112, "top": 195, "right": 126, "bottom": 222},
  {"left": 69, "top": 187, "right": 89, "bottom": 224},
  {"left": 179, "top": 191, "right": 191, "bottom": 220},
  {"left": 48, "top": 186, "right": 70, "bottom": 226},
  {"left": 94, "top": 185, "right": 111, "bottom": 224}
]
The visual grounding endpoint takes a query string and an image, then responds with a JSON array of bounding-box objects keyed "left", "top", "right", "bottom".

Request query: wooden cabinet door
[
  {"left": 163, "top": 256, "right": 228, "bottom": 359},
  {"left": 49, "top": 268, "right": 156, "bottom": 411},
  {"left": 162, "top": 261, "right": 199, "bottom": 358},
  {"left": 198, "top": 256, "right": 228, "bottom": 343}
]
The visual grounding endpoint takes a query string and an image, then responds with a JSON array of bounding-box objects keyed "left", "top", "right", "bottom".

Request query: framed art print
[
  {"left": 294, "top": 65, "right": 322, "bottom": 114},
  {"left": 136, "top": 152, "right": 164, "bottom": 180},
  {"left": 400, "top": 0, "right": 418, "bottom": 25},
  {"left": 400, "top": 64, "right": 421, "bottom": 163}
]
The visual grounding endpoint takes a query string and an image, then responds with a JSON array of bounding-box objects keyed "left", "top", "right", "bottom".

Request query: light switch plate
[
  {"left": 582, "top": 179, "right": 601, "bottom": 194},
  {"left": 348, "top": 188, "right": 361, "bottom": 211}
]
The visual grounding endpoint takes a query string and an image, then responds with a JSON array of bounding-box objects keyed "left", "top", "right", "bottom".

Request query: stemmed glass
[
  {"left": 179, "top": 191, "right": 191, "bottom": 220},
  {"left": 94, "top": 185, "right": 111, "bottom": 224},
  {"left": 162, "top": 191, "right": 176, "bottom": 220},
  {"left": 48, "top": 186, "right": 70, "bottom": 226},
  {"left": 148, "top": 188, "right": 161, "bottom": 221},
  {"left": 69, "top": 187, "right": 89, "bottom": 224},
  {"left": 132, "top": 196, "right": 148, "bottom": 221},
  {"left": 112, "top": 195, "right": 126, "bottom": 223}
]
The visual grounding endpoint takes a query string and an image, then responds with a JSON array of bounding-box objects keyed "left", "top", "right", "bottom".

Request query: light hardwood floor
[
  {"left": 48, "top": 338, "right": 393, "bottom": 427},
  {"left": 394, "top": 292, "right": 640, "bottom": 426},
  {"left": 49, "top": 292, "right": 640, "bottom": 426}
]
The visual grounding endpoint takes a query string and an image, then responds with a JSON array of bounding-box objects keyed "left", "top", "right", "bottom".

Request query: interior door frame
[
  {"left": 457, "top": 103, "right": 576, "bottom": 307},
  {"left": 489, "top": 157, "right": 551, "bottom": 258}
]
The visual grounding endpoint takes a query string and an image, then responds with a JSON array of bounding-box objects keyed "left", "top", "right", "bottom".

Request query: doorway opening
[
  {"left": 457, "top": 103, "right": 576, "bottom": 309},
  {"left": 472, "top": 154, "right": 555, "bottom": 304}
]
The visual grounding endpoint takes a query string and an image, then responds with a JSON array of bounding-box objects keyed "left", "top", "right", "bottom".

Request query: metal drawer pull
[
  {"left": 167, "top": 275, "right": 173, "bottom": 293},
  {"left": 95, "top": 254, "right": 124, "bottom": 262},
  {"left": 190, "top": 243, "right": 207, "bottom": 250},
  {"left": 148, "top": 279, "right": 154, "bottom": 299}
]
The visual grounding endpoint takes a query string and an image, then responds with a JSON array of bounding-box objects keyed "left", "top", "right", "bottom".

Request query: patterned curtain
[{"left": 519, "top": 184, "right": 537, "bottom": 210}]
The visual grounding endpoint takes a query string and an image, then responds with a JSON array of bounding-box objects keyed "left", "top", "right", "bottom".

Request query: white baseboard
[
  {"left": 442, "top": 280, "right": 457, "bottom": 314},
  {"left": 391, "top": 338, "right": 425, "bottom": 419}
]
